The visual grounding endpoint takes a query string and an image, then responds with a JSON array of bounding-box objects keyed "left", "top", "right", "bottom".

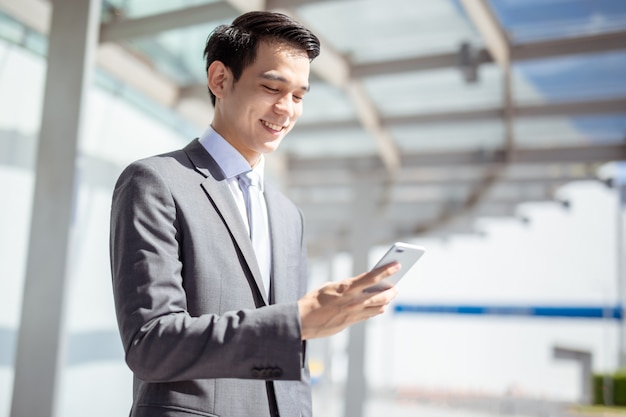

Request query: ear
[{"left": 207, "top": 61, "right": 231, "bottom": 100}]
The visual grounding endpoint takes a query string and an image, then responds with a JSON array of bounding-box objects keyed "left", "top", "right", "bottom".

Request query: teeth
[{"left": 262, "top": 120, "right": 283, "bottom": 131}]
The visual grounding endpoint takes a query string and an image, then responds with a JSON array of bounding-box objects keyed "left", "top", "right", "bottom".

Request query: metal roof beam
[
  {"left": 297, "top": 201, "right": 529, "bottom": 240},
  {"left": 288, "top": 174, "right": 597, "bottom": 188},
  {"left": 292, "top": 97, "right": 626, "bottom": 132},
  {"left": 402, "top": 143, "right": 626, "bottom": 166},
  {"left": 351, "top": 30, "right": 626, "bottom": 78},
  {"left": 345, "top": 80, "right": 401, "bottom": 172},
  {"left": 0, "top": 0, "right": 50, "bottom": 34},
  {"left": 516, "top": 98, "right": 626, "bottom": 118},
  {"left": 225, "top": 0, "right": 267, "bottom": 14},
  {"left": 99, "top": 2, "right": 237, "bottom": 42},
  {"left": 288, "top": 143, "right": 626, "bottom": 171},
  {"left": 351, "top": 52, "right": 481, "bottom": 78},
  {"left": 389, "top": 97, "right": 626, "bottom": 125},
  {"left": 510, "top": 144, "right": 626, "bottom": 164},
  {"left": 286, "top": 162, "right": 600, "bottom": 186},
  {"left": 512, "top": 30, "right": 626, "bottom": 61},
  {"left": 460, "top": 0, "right": 510, "bottom": 68}
]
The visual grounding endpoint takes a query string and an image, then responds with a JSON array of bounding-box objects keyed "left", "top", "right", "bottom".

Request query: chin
[{"left": 263, "top": 138, "right": 285, "bottom": 153}]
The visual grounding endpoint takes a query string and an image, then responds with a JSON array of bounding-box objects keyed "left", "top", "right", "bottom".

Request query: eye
[
  {"left": 263, "top": 85, "right": 279, "bottom": 93},
  {"left": 293, "top": 94, "right": 303, "bottom": 103}
]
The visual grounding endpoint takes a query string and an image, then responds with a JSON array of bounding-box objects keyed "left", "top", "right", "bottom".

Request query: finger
[
  {"left": 358, "top": 300, "right": 394, "bottom": 319},
  {"left": 351, "top": 261, "right": 401, "bottom": 290},
  {"left": 364, "top": 286, "right": 398, "bottom": 306},
  {"left": 372, "top": 261, "right": 401, "bottom": 275}
]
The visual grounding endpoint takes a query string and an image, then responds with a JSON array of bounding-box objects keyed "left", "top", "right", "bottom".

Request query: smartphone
[{"left": 363, "top": 242, "right": 426, "bottom": 293}]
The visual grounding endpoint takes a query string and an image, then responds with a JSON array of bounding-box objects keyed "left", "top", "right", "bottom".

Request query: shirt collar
[{"left": 198, "top": 126, "right": 265, "bottom": 187}]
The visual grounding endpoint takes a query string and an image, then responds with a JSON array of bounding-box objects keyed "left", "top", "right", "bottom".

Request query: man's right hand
[{"left": 297, "top": 262, "right": 400, "bottom": 340}]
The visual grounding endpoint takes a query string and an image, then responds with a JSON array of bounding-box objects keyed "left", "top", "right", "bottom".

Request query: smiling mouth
[{"left": 261, "top": 120, "right": 286, "bottom": 132}]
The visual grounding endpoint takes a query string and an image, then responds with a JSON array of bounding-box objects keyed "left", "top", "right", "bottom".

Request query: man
[{"left": 110, "top": 11, "right": 399, "bottom": 417}]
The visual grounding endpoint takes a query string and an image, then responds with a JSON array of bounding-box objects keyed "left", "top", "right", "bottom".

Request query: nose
[{"left": 274, "top": 95, "right": 294, "bottom": 117}]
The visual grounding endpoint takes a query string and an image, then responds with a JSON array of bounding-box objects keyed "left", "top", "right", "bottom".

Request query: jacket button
[{"left": 251, "top": 367, "right": 283, "bottom": 379}]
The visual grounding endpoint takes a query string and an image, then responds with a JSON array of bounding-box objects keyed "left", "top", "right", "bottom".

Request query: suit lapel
[
  {"left": 265, "top": 184, "right": 297, "bottom": 304},
  {"left": 184, "top": 140, "right": 269, "bottom": 305}
]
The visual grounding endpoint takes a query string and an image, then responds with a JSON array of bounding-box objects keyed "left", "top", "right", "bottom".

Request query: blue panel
[{"left": 394, "top": 304, "right": 623, "bottom": 320}]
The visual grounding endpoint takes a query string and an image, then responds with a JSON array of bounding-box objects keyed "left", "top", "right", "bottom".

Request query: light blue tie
[{"left": 238, "top": 171, "right": 271, "bottom": 297}]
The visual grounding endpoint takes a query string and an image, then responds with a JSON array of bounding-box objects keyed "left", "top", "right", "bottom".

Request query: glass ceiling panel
[
  {"left": 513, "top": 51, "right": 626, "bottom": 104},
  {"left": 364, "top": 65, "right": 503, "bottom": 116},
  {"left": 298, "top": 0, "right": 483, "bottom": 63},
  {"left": 364, "top": 62, "right": 550, "bottom": 117},
  {"left": 489, "top": 0, "right": 626, "bottom": 43},
  {"left": 503, "top": 163, "right": 589, "bottom": 179},
  {"left": 391, "top": 120, "right": 505, "bottom": 153},
  {"left": 281, "top": 127, "right": 378, "bottom": 157},
  {"left": 483, "top": 182, "right": 542, "bottom": 201},
  {"left": 391, "top": 114, "right": 624, "bottom": 153},
  {"left": 129, "top": 23, "right": 225, "bottom": 85},
  {"left": 570, "top": 115, "right": 626, "bottom": 145},
  {"left": 102, "top": 0, "right": 222, "bottom": 20},
  {"left": 514, "top": 116, "right": 594, "bottom": 148},
  {"left": 296, "top": 82, "right": 356, "bottom": 124}
]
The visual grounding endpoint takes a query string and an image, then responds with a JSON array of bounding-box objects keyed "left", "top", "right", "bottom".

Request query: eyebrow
[{"left": 260, "top": 72, "right": 310, "bottom": 92}]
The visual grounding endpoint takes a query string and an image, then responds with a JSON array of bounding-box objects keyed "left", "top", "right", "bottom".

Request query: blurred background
[{"left": 0, "top": 0, "right": 625, "bottom": 416}]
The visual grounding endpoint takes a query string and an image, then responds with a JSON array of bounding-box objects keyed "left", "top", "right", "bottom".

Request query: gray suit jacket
[{"left": 110, "top": 139, "right": 311, "bottom": 417}]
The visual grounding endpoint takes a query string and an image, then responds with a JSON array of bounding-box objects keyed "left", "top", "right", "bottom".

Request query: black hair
[{"left": 203, "top": 11, "right": 321, "bottom": 106}]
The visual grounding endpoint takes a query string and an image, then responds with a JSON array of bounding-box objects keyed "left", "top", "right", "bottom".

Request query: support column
[
  {"left": 10, "top": 1, "right": 101, "bottom": 416},
  {"left": 344, "top": 176, "right": 376, "bottom": 417},
  {"left": 618, "top": 179, "right": 626, "bottom": 368},
  {"left": 316, "top": 252, "right": 338, "bottom": 415}
]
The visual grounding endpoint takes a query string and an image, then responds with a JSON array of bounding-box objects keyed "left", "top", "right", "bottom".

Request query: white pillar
[
  {"left": 618, "top": 180, "right": 626, "bottom": 368},
  {"left": 10, "top": 1, "right": 101, "bottom": 416},
  {"left": 344, "top": 176, "right": 376, "bottom": 417}
]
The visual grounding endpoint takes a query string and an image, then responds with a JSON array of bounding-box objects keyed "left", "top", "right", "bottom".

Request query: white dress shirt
[{"left": 198, "top": 126, "right": 272, "bottom": 294}]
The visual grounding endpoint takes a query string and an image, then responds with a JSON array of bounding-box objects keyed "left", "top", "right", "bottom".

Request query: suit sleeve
[{"left": 110, "top": 160, "right": 304, "bottom": 383}]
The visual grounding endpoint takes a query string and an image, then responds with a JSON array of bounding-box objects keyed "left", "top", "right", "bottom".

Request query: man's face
[{"left": 209, "top": 40, "right": 311, "bottom": 166}]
